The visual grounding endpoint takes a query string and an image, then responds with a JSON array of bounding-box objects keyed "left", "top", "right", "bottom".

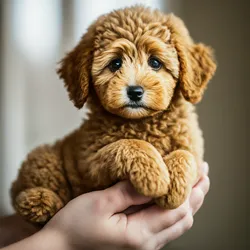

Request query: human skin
[{"left": 1, "top": 162, "right": 209, "bottom": 250}]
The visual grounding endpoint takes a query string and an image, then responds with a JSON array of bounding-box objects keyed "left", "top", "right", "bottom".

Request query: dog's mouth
[{"left": 122, "top": 102, "right": 155, "bottom": 111}]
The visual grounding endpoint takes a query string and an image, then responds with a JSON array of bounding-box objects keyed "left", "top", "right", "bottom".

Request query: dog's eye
[
  {"left": 148, "top": 57, "right": 162, "bottom": 70},
  {"left": 108, "top": 58, "right": 122, "bottom": 72}
]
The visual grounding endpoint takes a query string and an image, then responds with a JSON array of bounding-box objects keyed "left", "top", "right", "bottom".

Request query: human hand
[{"left": 39, "top": 162, "right": 209, "bottom": 250}]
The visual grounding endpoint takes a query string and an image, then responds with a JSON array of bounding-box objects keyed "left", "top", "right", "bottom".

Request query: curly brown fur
[{"left": 11, "top": 5, "right": 216, "bottom": 224}]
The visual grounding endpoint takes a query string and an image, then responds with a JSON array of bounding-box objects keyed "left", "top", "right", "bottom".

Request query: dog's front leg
[
  {"left": 81, "top": 139, "right": 170, "bottom": 197},
  {"left": 155, "top": 150, "right": 198, "bottom": 209}
]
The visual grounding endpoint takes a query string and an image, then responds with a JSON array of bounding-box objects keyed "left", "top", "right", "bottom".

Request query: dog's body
[{"left": 11, "top": 6, "right": 216, "bottom": 224}]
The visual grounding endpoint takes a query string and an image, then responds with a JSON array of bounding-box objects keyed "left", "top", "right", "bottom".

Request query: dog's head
[{"left": 58, "top": 6, "right": 216, "bottom": 119}]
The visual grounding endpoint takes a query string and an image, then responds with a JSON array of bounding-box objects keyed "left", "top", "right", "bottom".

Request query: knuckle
[
  {"left": 179, "top": 204, "right": 189, "bottom": 218},
  {"left": 204, "top": 176, "right": 211, "bottom": 193},
  {"left": 92, "top": 197, "right": 105, "bottom": 212},
  {"left": 204, "top": 175, "right": 210, "bottom": 183},
  {"left": 125, "top": 236, "right": 144, "bottom": 250},
  {"left": 185, "top": 213, "right": 194, "bottom": 230},
  {"left": 104, "top": 194, "right": 116, "bottom": 207},
  {"left": 91, "top": 193, "right": 112, "bottom": 213},
  {"left": 113, "top": 182, "right": 131, "bottom": 206},
  {"left": 191, "top": 188, "right": 204, "bottom": 215},
  {"left": 119, "top": 183, "right": 130, "bottom": 202},
  {"left": 194, "top": 187, "right": 204, "bottom": 203},
  {"left": 123, "top": 227, "right": 147, "bottom": 250},
  {"left": 125, "top": 227, "right": 154, "bottom": 250}
]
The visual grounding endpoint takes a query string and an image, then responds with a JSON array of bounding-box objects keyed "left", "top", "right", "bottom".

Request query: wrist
[
  {"left": 1, "top": 227, "right": 71, "bottom": 250},
  {"left": 38, "top": 227, "right": 72, "bottom": 250},
  {"left": 15, "top": 227, "right": 73, "bottom": 250}
]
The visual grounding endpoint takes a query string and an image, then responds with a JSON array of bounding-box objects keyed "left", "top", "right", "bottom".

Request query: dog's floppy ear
[
  {"left": 57, "top": 26, "right": 95, "bottom": 109},
  {"left": 167, "top": 14, "right": 217, "bottom": 103}
]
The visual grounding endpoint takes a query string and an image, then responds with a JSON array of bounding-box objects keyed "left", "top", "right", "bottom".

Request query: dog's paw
[
  {"left": 155, "top": 150, "right": 197, "bottom": 209},
  {"left": 129, "top": 156, "right": 170, "bottom": 197},
  {"left": 124, "top": 140, "right": 170, "bottom": 197},
  {"left": 155, "top": 183, "right": 192, "bottom": 209},
  {"left": 14, "top": 187, "right": 63, "bottom": 224}
]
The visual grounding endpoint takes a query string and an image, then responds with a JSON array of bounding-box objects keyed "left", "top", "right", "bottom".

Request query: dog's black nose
[{"left": 127, "top": 86, "right": 144, "bottom": 102}]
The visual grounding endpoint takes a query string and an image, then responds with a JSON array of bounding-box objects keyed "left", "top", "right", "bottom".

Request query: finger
[
  {"left": 103, "top": 181, "right": 151, "bottom": 215},
  {"left": 155, "top": 212, "right": 194, "bottom": 249},
  {"left": 193, "top": 174, "right": 210, "bottom": 194},
  {"left": 128, "top": 200, "right": 190, "bottom": 234},
  {"left": 196, "top": 162, "right": 209, "bottom": 185},
  {"left": 201, "top": 162, "right": 209, "bottom": 175},
  {"left": 203, "top": 162, "right": 209, "bottom": 175},
  {"left": 189, "top": 186, "right": 204, "bottom": 215},
  {"left": 190, "top": 176, "right": 210, "bottom": 215}
]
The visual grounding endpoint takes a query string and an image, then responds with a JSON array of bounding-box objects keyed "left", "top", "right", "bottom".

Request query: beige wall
[{"left": 164, "top": 0, "right": 249, "bottom": 249}]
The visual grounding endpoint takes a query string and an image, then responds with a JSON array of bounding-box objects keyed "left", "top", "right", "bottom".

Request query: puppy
[{"left": 11, "top": 6, "right": 216, "bottom": 224}]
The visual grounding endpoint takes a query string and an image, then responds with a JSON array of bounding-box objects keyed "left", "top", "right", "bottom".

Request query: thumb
[{"left": 103, "top": 181, "right": 151, "bottom": 215}]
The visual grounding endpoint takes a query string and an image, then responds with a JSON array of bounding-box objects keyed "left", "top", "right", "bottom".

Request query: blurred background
[{"left": 0, "top": 0, "right": 249, "bottom": 249}]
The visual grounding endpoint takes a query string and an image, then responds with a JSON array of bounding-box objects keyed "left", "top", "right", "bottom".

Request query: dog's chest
[
  {"left": 78, "top": 110, "right": 189, "bottom": 158},
  {"left": 86, "top": 118, "right": 175, "bottom": 157},
  {"left": 119, "top": 121, "right": 173, "bottom": 155}
]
